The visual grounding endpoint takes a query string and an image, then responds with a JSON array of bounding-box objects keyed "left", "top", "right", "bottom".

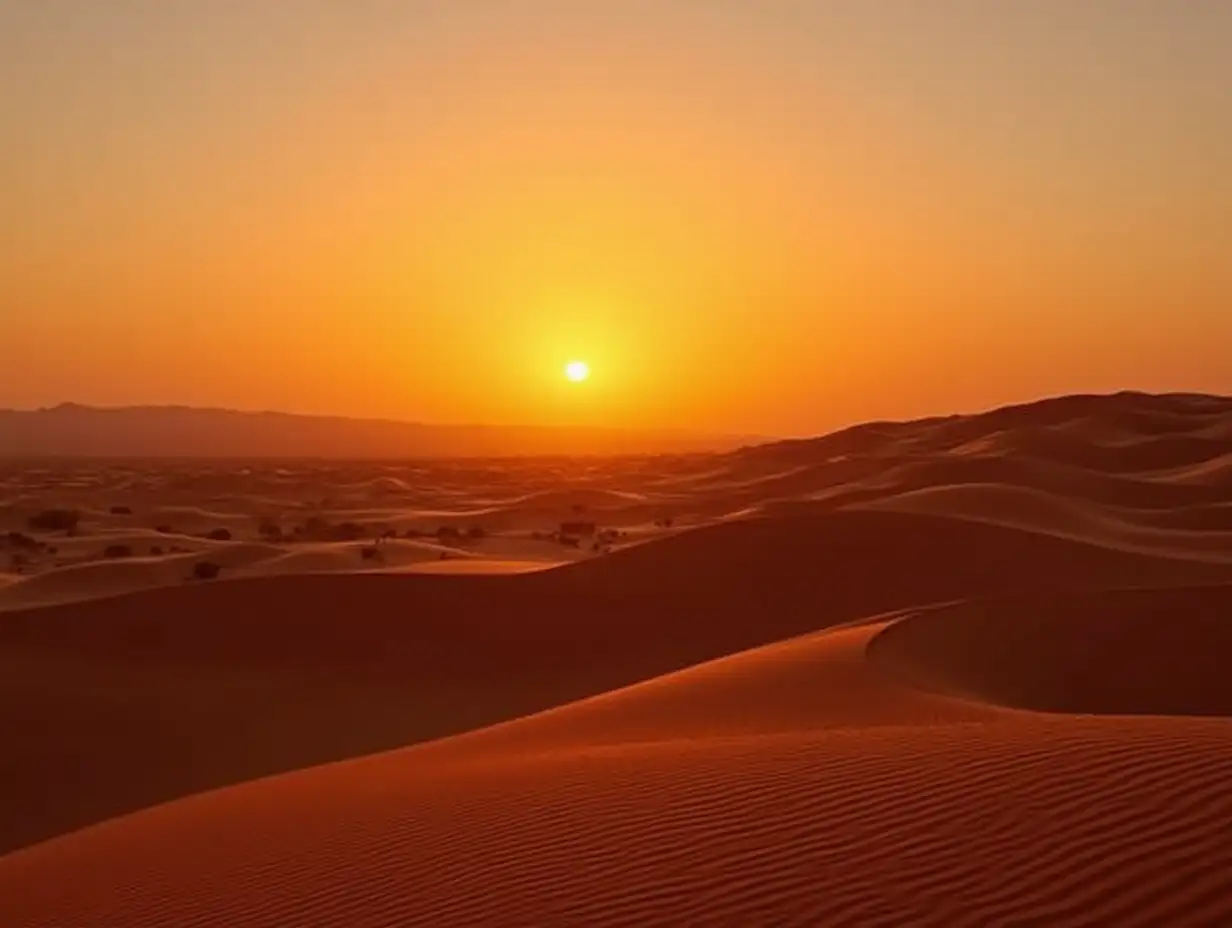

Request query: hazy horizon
[
  {"left": 10, "top": 388, "right": 1230, "bottom": 445},
  {"left": 3, "top": 2, "right": 1230, "bottom": 436}
]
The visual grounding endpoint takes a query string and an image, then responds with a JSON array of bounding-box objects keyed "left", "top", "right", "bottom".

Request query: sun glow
[{"left": 564, "top": 360, "right": 591, "bottom": 383}]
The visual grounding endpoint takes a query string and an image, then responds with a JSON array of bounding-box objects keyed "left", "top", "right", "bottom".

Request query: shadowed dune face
[
  {"left": 2, "top": 391, "right": 1232, "bottom": 925},
  {"left": 870, "top": 585, "right": 1232, "bottom": 716}
]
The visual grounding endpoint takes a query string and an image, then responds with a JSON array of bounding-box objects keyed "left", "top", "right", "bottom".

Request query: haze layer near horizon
[{"left": 2, "top": 2, "right": 1229, "bottom": 436}]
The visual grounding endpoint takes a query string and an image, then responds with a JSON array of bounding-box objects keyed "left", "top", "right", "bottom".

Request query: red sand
[{"left": 2, "top": 391, "right": 1230, "bottom": 925}]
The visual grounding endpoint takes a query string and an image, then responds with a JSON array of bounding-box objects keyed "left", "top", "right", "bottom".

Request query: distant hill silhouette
[{"left": 0, "top": 404, "right": 762, "bottom": 458}]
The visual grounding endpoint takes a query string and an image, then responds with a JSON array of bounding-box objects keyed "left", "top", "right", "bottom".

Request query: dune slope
[{"left": 4, "top": 586, "right": 1232, "bottom": 926}]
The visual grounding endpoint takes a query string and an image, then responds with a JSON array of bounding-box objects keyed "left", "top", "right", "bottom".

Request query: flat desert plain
[{"left": 2, "top": 391, "right": 1232, "bottom": 926}]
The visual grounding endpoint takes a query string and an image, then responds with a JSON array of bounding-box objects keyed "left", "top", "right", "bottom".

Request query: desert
[
  {"left": 5, "top": 4, "right": 1230, "bottom": 922},
  {"left": 2, "top": 391, "right": 1231, "bottom": 926}
]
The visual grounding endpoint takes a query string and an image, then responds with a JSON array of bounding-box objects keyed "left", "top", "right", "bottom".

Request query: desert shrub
[
  {"left": 436, "top": 525, "right": 460, "bottom": 542},
  {"left": 28, "top": 509, "right": 80, "bottom": 533},
  {"left": 155, "top": 525, "right": 175, "bottom": 534},
  {"left": 360, "top": 546, "right": 382, "bottom": 561},
  {"left": 258, "top": 519, "right": 282, "bottom": 539},
  {"left": 150, "top": 545, "right": 163, "bottom": 556},
  {"left": 109, "top": 506, "right": 133, "bottom": 516},
  {"left": 191, "top": 561, "right": 222, "bottom": 581},
  {"left": 5, "top": 531, "right": 38, "bottom": 549},
  {"left": 206, "top": 528, "right": 232, "bottom": 542},
  {"left": 559, "top": 520, "right": 596, "bottom": 539},
  {"left": 325, "top": 522, "right": 365, "bottom": 542},
  {"left": 103, "top": 544, "right": 134, "bottom": 559},
  {"left": 466, "top": 525, "right": 487, "bottom": 541}
]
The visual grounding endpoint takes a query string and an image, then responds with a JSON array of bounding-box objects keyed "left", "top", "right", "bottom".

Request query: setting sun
[{"left": 564, "top": 360, "right": 591, "bottom": 383}]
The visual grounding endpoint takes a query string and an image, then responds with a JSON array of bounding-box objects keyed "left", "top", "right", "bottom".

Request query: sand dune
[
  {"left": 4, "top": 508, "right": 1225, "bottom": 857},
  {"left": 850, "top": 481, "right": 1232, "bottom": 561},
  {"left": 5, "top": 590, "right": 1232, "bottom": 926},
  {"left": 403, "top": 615, "right": 1000, "bottom": 758},
  {"left": 867, "top": 451, "right": 1230, "bottom": 510},
  {"left": 2, "top": 391, "right": 1232, "bottom": 925},
  {"left": 972, "top": 428, "right": 1227, "bottom": 476},
  {"left": 1145, "top": 451, "right": 1232, "bottom": 488},
  {"left": 0, "top": 540, "right": 284, "bottom": 611},
  {"left": 871, "top": 584, "right": 1232, "bottom": 716},
  {"left": 3, "top": 391, "right": 1227, "bottom": 616}
]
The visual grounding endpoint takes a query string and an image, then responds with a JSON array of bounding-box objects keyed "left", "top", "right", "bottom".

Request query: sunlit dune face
[{"left": 564, "top": 360, "right": 591, "bottom": 383}]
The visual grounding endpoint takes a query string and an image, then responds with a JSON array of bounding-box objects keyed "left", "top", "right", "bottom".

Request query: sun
[{"left": 564, "top": 360, "right": 591, "bottom": 383}]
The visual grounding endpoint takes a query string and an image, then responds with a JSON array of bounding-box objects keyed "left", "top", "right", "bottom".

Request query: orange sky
[{"left": 2, "top": 2, "right": 1229, "bottom": 436}]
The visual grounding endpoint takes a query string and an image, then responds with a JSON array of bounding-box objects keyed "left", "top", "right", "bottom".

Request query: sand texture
[{"left": 2, "top": 390, "right": 1231, "bottom": 925}]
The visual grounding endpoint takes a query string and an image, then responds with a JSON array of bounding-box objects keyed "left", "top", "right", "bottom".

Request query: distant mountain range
[{"left": 0, "top": 404, "right": 763, "bottom": 458}]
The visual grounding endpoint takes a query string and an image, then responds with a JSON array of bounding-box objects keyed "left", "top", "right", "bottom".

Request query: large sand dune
[{"left": 2, "top": 391, "right": 1231, "bottom": 925}]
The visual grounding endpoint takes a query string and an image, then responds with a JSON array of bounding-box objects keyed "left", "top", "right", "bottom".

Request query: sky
[{"left": 2, "top": 1, "right": 1229, "bottom": 437}]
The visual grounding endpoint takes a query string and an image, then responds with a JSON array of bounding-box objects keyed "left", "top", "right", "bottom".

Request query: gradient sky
[{"left": 2, "top": 1, "right": 1229, "bottom": 436}]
